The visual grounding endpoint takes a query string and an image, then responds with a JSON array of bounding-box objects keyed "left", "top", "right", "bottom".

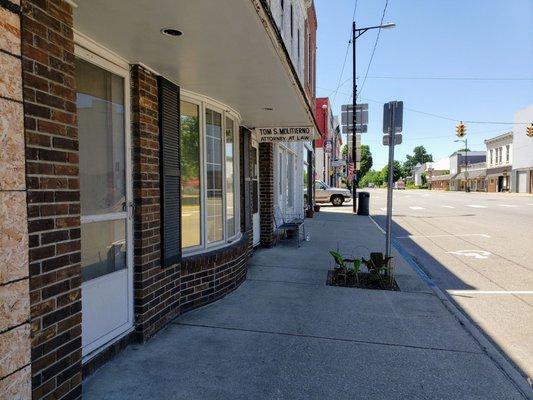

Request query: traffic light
[
  {"left": 455, "top": 121, "right": 466, "bottom": 137},
  {"left": 527, "top": 123, "right": 533, "bottom": 138}
]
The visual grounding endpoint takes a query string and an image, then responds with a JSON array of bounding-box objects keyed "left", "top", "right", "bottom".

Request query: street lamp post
[
  {"left": 455, "top": 138, "right": 468, "bottom": 192},
  {"left": 351, "top": 21, "right": 395, "bottom": 213}
]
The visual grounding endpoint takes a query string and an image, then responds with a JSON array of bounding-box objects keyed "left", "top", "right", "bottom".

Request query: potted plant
[{"left": 313, "top": 203, "right": 321, "bottom": 212}]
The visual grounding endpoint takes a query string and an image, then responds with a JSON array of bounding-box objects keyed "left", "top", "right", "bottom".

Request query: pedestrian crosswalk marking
[
  {"left": 498, "top": 204, "right": 518, "bottom": 208},
  {"left": 442, "top": 205, "right": 455, "bottom": 209},
  {"left": 466, "top": 205, "right": 487, "bottom": 208},
  {"left": 409, "top": 206, "right": 424, "bottom": 210}
]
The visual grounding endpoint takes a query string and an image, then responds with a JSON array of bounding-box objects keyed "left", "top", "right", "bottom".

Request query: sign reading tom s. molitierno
[{"left": 256, "top": 126, "right": 314, "bottom": 143}]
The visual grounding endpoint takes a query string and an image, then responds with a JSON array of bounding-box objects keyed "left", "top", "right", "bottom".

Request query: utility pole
[
  {"left": 465, "top": 137, "right": 469, "bottom": 192},
  {"left": 351, "top": 21, "right": 357, "bottom": 213}
]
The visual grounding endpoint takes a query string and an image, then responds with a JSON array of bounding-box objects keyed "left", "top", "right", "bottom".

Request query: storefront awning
[
  {"left": 74, "top": 0, "right": 318, "bottom": 132},
  {"left": 454, "top": 170, "right": 486, "bottom": 180}
]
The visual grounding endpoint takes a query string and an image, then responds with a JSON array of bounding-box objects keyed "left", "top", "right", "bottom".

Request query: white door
[
  {"left": 251, "top": 140, "right": 260, "bottom": 246},
  {"left": 76, "top": 50, "right": 134, "bottom": 358},
  {"left": 518, "top": 172, "right": 527, "bottom": 193}
]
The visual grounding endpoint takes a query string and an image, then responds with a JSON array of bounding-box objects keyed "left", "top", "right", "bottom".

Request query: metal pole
[
  {"left": 352, "top": 21, "right": 358, "bottom": 213},
  {"left": 323, "top": 107, "right": 327, "bottom": 183},
  {"left": 465, "top": 138, "right": 468, "bottom": 192},
  {"left": 385, "top": 104, "right": 396, "bottom": 258}
]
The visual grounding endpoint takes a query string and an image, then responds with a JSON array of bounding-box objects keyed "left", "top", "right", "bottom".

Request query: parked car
[
  {"left": 314, "top": 180, "right": 352, "bottom": 206},
  {"left": 395, "top": 180, "right": 406, "bottom": 190}
]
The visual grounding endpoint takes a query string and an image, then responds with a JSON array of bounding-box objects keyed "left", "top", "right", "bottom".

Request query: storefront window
[
  {"left": 206, "top": 109, "right": 224, "bottom": 243},
  {"left": 180, "top": 101, "right": 201, "bottom": 248},
  {"left": 225, "top": 117, "right": 236, "bottom": 237},
  {"left": 287, "top": 152, "right": 295, "bottom": 208},
  {"left": 180, "top": 96, "right": 241, "bottom": 252}
]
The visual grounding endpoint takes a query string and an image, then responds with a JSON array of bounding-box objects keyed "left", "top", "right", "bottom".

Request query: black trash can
[{"left": 357, "top": 192, "right": 370, "bottom": 215}]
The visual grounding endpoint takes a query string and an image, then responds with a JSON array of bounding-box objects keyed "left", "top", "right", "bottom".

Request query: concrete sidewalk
[{"left": 84, "top": 212, "right": 529, "bottom": 400}]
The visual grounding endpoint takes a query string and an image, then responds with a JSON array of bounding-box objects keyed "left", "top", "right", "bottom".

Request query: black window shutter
[
  {"left": 241, "top": 127, "right": 252, "bottom": 232},
  {"left": 158, "top": 77, "right": 181, "bottom": 267}
]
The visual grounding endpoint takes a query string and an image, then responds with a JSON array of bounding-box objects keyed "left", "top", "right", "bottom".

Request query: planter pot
[
  {"left": 313, "top": 204, "right": 321, "bottom": 212},
  {"left": 305, "top": 209, "right": 315, "bottom": 218}
]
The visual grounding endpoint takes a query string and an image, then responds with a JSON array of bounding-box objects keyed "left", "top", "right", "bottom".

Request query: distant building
[
  {"left": 485, "top": 132, "right": 513, "bottom": 192},
  {"left": 511, "top": 105, "right": 533, "bottom": 193},
  {"left": 427, "top": 157, "right": 451, "bottom": 190},
  {"left": 449, "top": 151, "right": 486, "bottom": 191},
  {"left": 315, "top": 97, "right": 334, "bottom": 185}
]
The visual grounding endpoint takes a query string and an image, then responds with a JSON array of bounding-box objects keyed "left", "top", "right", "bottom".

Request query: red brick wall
[
  {"left": 259, "top": 142, "right": 275, "bottom": 247},
  {"left": 304, "top": 2, "right": 317, "bottom": 113},
  {"left": 130, "top": 65, "right": 181, "bottom": 342},
  {"left": 21, "top": 0, "right": 82, "bottom": 398},
  {"left": 0, "top": 0, "right": 32, "bottom": 398}
]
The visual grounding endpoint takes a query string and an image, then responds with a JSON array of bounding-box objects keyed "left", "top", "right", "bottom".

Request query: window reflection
[
  {"left": 206, "top": 109, "right": 224, "bottom": 243},
  {"left": 76, "top": 58, "right": 125, "bottom": 216},
  {"left": 180, "top": 101, "right": 202, "bottom": 248},
  {"left": 225, "top": 117, "right": 235, "bottom": 237}
]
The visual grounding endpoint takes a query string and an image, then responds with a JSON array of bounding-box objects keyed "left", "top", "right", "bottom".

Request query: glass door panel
[{"left": 76, "top": 55, "right": 132, "bottom": 357}]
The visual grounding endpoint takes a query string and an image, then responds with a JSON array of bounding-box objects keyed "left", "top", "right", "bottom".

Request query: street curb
[{"left": 368, "top": 216, "right": 533, "bottom": 399}]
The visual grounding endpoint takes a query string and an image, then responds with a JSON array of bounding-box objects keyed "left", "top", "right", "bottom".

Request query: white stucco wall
[
  {"left": 512, "top": 105, "right": 533, "bottom": 170},
  {"left": 267, "top": 0, "right": 306, "bottom": 81}
]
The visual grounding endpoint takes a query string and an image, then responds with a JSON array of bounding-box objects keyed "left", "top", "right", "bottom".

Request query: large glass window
[
  {"left": 180, "top": 101, "right": 201, "bottom": 248},
  {"left": 287, "top": 152, "right": 295, "bottom": 208},
  {"left": 206, "top": 109, "right": 224, "bottom": 244},
  {"left": 76, "top": 57, "right": 127, "bottom": 283},
  {"left": 180, "top": 97, "right": 240, "bottom": 251},
  {"left": 225, "top": 117, "right": 236, "bottom": 237}
]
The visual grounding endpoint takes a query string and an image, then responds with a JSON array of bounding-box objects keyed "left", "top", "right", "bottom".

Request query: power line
[
  {"left": 362, "top": 76, "right": 533, "bottom": 81},
  {"left": 317, "top": 85, "right": 529, "bottom": 125},
  {"left": 358, "top": 0, "right": 389, "bottom": 98}
]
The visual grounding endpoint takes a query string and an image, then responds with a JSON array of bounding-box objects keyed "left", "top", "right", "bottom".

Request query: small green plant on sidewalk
[{"left": 328, "top": 250, "right": 397, "bottom": 291}]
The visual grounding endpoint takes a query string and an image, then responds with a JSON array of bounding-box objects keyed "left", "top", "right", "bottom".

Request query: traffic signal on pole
[
  {"left": 527, "top": 123, "right": 533, "bottom": 137},
  {"left": 455, "top": 121, "right": 466, "bottom": 137}
]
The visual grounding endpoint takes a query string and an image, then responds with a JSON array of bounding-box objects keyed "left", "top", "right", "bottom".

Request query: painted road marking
[
  {"left": 498, "top": 204, "right": 518, "bottom": 208},
  {"left": 396, "top": 233, "right": 490, "bottom": 239},
  {"left": 380, "top": 207, "right": 395, "bottom": 211},
  {"left": 447, "top": 290, "right": 533, "bottom": 295},
  {"left": 466, "top": 205, "right": 487, "bottom": 208},
  {"left": 442, "top": 205, "right": 455, "bottom": 209},
  {"left": 446, "top": 250, "right": 491, "bottom": 259},
  {"left": 409, "top": 206, "right": 425, "bottom": 210}
]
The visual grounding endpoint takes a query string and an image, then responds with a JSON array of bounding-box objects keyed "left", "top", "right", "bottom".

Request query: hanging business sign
[{"left": 256, "top": 126, "right": 316, "bottom": 143}]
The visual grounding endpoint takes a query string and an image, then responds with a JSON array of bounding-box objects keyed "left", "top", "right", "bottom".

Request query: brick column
[
  {"left": 21, "top": 0, "right": 82, "bottom": 398},
  {"left": 131, "top": 65, "right": 180, "bottom": 342},
  {"left": 0, "top": 0, "right": 32, "bottom": 398},
  {"left": 259, "top": 142, "right": 275, "bottom": 247}
]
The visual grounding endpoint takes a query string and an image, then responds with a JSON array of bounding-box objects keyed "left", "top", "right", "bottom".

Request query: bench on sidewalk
[{"left": 274, "top": 206, "right": 306, "bottom": 247}]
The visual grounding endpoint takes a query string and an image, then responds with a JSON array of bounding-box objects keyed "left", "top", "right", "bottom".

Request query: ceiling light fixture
[{"left": 161, "top": 28, "right": 183, "bottom": 37}]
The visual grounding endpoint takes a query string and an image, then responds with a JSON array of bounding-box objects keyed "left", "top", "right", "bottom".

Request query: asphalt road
[{"left": 352, "top": 188, "right": 533, "bottom": 384}]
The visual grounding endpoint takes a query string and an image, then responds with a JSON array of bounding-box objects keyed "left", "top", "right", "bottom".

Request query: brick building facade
[{"left": 0, "top": 0, "right": 318, "bottom": 398}]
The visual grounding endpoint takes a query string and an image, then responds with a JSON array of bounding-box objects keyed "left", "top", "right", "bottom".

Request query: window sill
[{"left": 182, "top": 232, "right": 244, "bottom": 259}]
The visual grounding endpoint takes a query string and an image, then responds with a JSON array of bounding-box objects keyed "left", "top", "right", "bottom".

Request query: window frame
[{"left": 180, "top": 91, "right": 242, "bottom": 256}]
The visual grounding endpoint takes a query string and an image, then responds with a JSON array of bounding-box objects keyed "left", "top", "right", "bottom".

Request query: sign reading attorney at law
[{"left": 256, "top": 126, "right": 315, "bottom": 143}]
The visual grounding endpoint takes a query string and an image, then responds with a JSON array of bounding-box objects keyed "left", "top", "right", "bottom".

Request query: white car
[{"left": 313, "top": 181, "right": 352, "bottom": 206}]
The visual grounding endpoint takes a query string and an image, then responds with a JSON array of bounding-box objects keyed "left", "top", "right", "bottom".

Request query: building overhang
[{"left": 73, "top": 0, "right": 319, "bottom": 136}]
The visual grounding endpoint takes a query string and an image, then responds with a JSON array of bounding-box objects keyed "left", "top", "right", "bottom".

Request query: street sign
[
  {"left": 331, "top": 159, "right": 346, "bottom": 168},
  {"left": 342, "top": 103, "right": 368, "bottom": 112},
  {"left": 383, "top": 101, "right": 403, "bottom": 134},
  {"left": 341, "top": 109, "right": 369, "bottom": 125},
  {"left": 324, "top": 139, "right": 332, "bottom": 153},
  {"left": 342, "top": 125, "right": 367, "bottom": 134},
  {"left": 382, "top": 134, "right": 403, "bottom": 146}
]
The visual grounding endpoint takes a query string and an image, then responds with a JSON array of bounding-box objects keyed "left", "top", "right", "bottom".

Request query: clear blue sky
[{"left": 315, "top": 0, "right": 533, "bottom": 170}]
